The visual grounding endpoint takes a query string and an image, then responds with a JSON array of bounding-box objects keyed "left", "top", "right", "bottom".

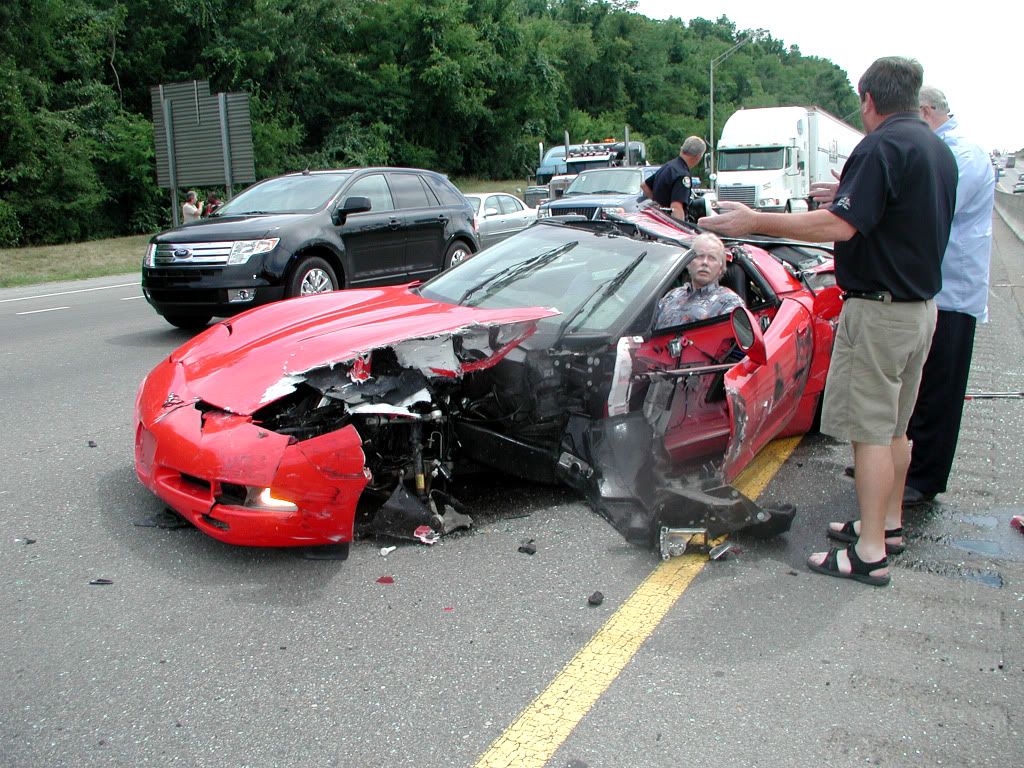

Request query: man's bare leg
[{"left": 810, "top": 440, "right": 893, "bottom": 578}]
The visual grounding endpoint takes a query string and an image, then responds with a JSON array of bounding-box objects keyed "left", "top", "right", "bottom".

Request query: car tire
[
  {"left": 163, "top": 313, "right": 212, "bottom": 330},
  {"left": 287, "top": 256, "right": 338, "bottom": 298},
  {"left": 444, "top": 241, "right": 471, "bottom": 270}
]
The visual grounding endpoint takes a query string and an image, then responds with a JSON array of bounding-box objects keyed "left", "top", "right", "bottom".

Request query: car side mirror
[
  {"left": 731, "top": 306, "right": 767, "bottom": 366},
  {"left": 332, "top": 196, "right": 372, "bottom": 225},
  {"left": 484, "top": 207, "right": 499, "bottom": 217}
]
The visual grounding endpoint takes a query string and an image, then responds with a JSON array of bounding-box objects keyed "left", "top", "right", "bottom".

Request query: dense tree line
[{"left": 0, "top": 0, "right": 859, "bottom": 246}]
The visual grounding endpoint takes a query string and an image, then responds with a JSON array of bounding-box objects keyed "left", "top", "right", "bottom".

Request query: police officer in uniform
[{"left": 641, "top": 136, "right": 707, "bottom": 221}]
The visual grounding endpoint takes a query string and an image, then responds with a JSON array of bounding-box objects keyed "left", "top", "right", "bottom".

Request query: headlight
[
  {"left": 143, "top": 243, "right": 157, "bottom": 267},
  {"left": 599, "top": 206, "right": 626, "bottom": 218},
  {"left": 244, "top": 486, "right": 298, "bottom": 512},
  {"left": 537, "top": 208, "right": 551, "bottom": 219},
  {"left": 227, "top": 238, "right": 280, "bottom": 265}
]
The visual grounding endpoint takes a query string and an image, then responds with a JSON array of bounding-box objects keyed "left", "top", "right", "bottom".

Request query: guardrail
[{"left": 995, "top": 188, "right": 1024, "bottom": 240}]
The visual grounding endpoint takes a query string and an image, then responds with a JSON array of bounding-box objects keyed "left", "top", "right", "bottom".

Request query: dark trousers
[{"left": 906, "top": 309, "right": 977, "bottom": 496}]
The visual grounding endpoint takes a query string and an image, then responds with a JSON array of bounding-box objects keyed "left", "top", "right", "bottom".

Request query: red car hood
[{"left": 167, "top": 285, "right": 559, "bottom": 415}]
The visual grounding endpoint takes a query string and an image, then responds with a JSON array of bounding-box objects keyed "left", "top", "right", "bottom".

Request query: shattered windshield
[
  {"left": 419, "top": 223, "right": 677, "bottom": 335},
  {"left": 215, "top": 173, "right": 353, "bottom": 215}
]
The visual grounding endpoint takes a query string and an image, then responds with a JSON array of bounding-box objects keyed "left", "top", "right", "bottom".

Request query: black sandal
[
  {"left": 807, "top": 545, "right": 890, "bottom": 587},
  {"left": 827, "top": 520, "right": 906, "bottom": 555}
]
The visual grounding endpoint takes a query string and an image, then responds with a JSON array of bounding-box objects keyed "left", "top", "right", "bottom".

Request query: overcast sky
[{"left": 633, "top": 0, "right": 1021, "bottom": 153}]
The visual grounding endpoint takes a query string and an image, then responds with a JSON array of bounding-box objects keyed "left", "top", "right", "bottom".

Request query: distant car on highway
[
  {"left": 463, "top": 193, "right": 536, "bottom": 248},
  {"left": 537, "top": 166, "right": 659, "bottom": 220},
  {"left": 1013, "top": 178, "right": 1024, "bottom": 194}
]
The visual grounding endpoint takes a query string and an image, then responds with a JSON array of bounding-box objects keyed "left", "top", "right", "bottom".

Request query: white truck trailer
[{"left": 713, "top": 106, "right": 863, "bottom": 213}]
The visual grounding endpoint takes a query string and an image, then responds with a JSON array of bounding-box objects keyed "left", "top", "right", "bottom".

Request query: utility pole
[{"left": 709, "top": 35, "right": 753, "bottom": 176}]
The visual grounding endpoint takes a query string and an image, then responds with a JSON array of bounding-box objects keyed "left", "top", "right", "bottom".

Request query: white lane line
[
  {"left": 120, "top": 295, "right": 146, "bottom": 301},
  {"left": 16, "top": 306, "right": 70, "bottom": 315},
  {"left": 0, "top": 281, "right": 140, "bottom": 304}
]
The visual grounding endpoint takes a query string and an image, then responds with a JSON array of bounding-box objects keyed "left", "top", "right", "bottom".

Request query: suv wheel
[
  {"left": 444, "top": 241, "right": 471, "bottom": 269},
  {"left": 288, "top": 256, "right": 338, "bottom": 297},
  {"left": 163, "top": 313, "right": 212, "bottom": 330}
]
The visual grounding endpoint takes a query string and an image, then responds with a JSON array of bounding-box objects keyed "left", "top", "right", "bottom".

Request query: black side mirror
[{"left": 332, "top": 196, "right": 372, "bottom": 226}]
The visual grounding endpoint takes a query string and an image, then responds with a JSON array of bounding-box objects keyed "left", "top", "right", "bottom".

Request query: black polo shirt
[
  {"left": 829, "top": 113, "right": 957, "bottom": 300},
  {"left": 647, "top": 155, "right": 694, "bottom": 211}
]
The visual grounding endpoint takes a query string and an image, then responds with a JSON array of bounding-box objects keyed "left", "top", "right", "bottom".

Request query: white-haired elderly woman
[{"left": 653, "top": 232, "right": 744, "bottom": 330}]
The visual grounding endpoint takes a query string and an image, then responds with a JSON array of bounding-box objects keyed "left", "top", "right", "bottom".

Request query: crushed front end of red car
[{"left": 134, "top": 286, "right": 557, "bottom": 547}]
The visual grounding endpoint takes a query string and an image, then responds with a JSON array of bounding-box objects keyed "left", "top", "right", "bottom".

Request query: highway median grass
[{"left": 0, "top": 234, "right": 151, "bottom": 288}]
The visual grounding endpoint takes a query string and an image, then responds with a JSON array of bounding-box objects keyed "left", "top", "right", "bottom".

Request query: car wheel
[
  {"left": 444, "top": 241, "right": 471, "bottom": 269},
  {"left": 163, "top": 313, "right": 212, "bottom": 330},
  {"left": 288, "top": 256, "right": 338, "bottom": 298}
]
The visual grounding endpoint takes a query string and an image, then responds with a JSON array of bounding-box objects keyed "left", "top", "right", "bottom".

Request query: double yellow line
[{"left": 474, "top": 436, "right": 802, "bottom": 768}]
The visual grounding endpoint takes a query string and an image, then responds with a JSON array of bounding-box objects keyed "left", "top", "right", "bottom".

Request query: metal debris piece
[
  {"left": 87, "top": 440, "right": 98, "bottom": 448},
  {"left": 379, "top": 546, "right": 397, "bottom": 557},
  {"left": 1011, "top": 515, "right": 1023, "bottom": 534},
  {"left": 15, "top": 537, "right": 36, "bottom": 545},
  {"left": 89, "top": 578, "right": 114, "bottom": 586},
  {"left": 659, "top": 527, "right": 708, "bottom": 560},
  {"left": 587, "top": 591, "right": 604, "bottom": 606},
  {"left": 709, "top": 542, "right": 741, "bottom": 560},
  {"left": 413, "top": 526, "right": 440, "bottom": 545},
  {"left": 518, "top": 539, "right": 537, "bottom": 555}
]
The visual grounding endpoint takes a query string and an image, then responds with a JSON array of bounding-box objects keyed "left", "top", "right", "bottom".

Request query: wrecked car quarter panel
[{"left": 134, "top": 209, "right": 842, "bottom": 553}]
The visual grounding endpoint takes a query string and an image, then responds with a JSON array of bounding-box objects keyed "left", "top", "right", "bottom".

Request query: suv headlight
[
  {"left": 537, "top": 207, "right": 551, "bottom": 219},
  {"left": 143, "top": 243, "right": 157, "bottom": 267},
  {"left": 227, "top": 238, "right": 280, "bottom": 265}
]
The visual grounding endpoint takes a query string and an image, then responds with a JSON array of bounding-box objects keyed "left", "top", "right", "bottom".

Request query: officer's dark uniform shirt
[
  {"left": 829, "top": 113, "right": 957, "bottom": 300},
  {"left": 647, "top": 155, "right": 694, "bottom": 212}
]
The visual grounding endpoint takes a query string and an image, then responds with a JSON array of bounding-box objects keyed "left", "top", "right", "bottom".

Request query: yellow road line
[{"left": 474, "top": 435, "right": 804, "bottom": 768}]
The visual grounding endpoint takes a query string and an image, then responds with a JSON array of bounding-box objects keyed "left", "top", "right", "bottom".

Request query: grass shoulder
[{"left": 0, "top": 234, "right": 152, "bottom": 288}]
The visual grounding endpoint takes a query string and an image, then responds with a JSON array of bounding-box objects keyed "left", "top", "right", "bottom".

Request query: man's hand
[
  {"left": 697, "top": 200, "right": 757, "bottom": 236},
  {"left": 809, "top": 169, "right": 841, "bottom": 205}
]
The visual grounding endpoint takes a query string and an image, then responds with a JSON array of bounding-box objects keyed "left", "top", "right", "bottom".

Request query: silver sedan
[{"left": 464, "top": 193, "right": 537, "bottom": 248}]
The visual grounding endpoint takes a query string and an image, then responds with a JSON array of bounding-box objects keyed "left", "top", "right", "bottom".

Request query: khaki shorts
[{"left": 820, "top": 297, "right": 937, "bottom": 445}]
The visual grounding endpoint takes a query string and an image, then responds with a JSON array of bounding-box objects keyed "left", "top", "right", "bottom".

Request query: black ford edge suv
[{"left": 142, "top": 167, "right": 480, "bottom": 329}]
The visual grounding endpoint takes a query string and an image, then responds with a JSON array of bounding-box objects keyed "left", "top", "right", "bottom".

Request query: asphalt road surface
[{"left": 2, "top": 217, "right": 1022, "bottom": 767}]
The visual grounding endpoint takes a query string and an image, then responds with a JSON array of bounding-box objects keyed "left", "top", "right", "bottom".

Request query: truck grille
[
  {"left": 153, "top": 241, "right": 234, "bottom": 266},
  {"left": 717, "top": 186, "right": 756, "bottom": 206}
]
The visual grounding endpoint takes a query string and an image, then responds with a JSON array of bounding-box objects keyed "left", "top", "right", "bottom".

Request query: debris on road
[
  {"left": 379, "top": 546, "right": 397, "bottom": 557},
  {"left": 587, "top": 591, "right": 604, "bottom": 606},
  {"left": 413, "top": 526, "right": 440, "bottom": 545},
  {"left": 15, "top": 537, "right": 36, "bottom": 545},
  {"left": 1011, "top": 515, "right": 1023, "bottom": 535},
  {"left": 376, "top": 576, "right": 395, "bottom": 585},
  {"left": 518, "top": 539, "right": 537, "bottom": 555},
  {"left": 89, "top": 578, "right": 114, "bottom": 586}
]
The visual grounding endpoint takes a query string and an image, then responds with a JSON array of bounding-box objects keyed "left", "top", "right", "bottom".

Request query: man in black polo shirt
[
  {"left": 641, "top": 136, "right": 707, "bottom": 220},
  {"left": 698, "top": 56, "right": 956, "bottom": 587}
]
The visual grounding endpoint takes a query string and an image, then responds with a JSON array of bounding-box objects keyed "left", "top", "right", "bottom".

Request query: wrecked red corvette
[{"left": 135, "top": 209, "right": 842, "bottom": 555}]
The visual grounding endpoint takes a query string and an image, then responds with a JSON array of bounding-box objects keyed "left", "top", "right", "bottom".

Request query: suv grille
[
  {"left": 550, "top": 206, "right": 599, "bottom": 219},
  {"left": 154, "top": 241, "right": 234, "bottom": 266},
  {"left": 717, "top": 186, "right": 756, "bottom": 205}
]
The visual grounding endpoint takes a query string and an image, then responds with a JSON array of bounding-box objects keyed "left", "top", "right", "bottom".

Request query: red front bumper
[{"left": 135, "top": 383, "right": 369, "bottom": 547}]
